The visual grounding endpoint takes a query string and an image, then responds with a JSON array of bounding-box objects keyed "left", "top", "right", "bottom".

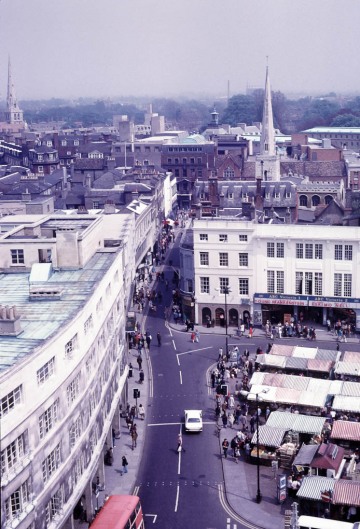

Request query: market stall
[{"left": 250, "top": 425, "right": 287, "bottom": 465}]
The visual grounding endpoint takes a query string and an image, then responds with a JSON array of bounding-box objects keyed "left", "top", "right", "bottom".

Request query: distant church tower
[
  {"left": 5, "top": 57, "right": 24, "bottom": 125},
  {"left": 256, "top": 63, "right": 280, "bottom": 181}
]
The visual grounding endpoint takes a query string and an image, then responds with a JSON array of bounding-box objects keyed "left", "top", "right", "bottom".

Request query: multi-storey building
[
  {"left": 303, "top": 127, "right": 360, "bottom": 151},
  {"left": 0, "top": 213, "right": 135, "bottom": 529},
  {"left": 190, "top": 219, "right": 360, "bottom": 331}
]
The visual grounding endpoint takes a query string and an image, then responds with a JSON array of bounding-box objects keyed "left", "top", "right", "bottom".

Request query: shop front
[{"left": 254, "top": 293, "right": 360, "bottom": 331}]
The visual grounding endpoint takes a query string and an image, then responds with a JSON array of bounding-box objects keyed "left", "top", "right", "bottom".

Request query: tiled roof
[
  {"left": 74, "top": 158, "right": 106, "bottom": 170},
  {"left": 311, "top": 443, "right": 345, "bottom": 471},
  {"left": 280, "top": 160, "right": 347, "bottom": 178}
]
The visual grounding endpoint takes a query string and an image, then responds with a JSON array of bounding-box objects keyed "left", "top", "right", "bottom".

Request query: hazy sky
[{"left": 1, "top": 0, "right": 359, "bottom": 101}]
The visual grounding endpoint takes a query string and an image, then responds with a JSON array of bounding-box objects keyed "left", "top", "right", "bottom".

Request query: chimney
[
  {"left": 22, "top": 188, "right": 31, "bottom": 202},
  {"left": 0, "top": 305, "right": 22, "bottom": 336},
  {"left": 250, "top": 197, "right": 256, "bottom": 220},
  {"left": 85, "top": 173, "right": 92, "bottom": 188},
  {"left": 285, "top": 207, "right": 291, "bottom": 224},
  {"left": 255, "top": 177, "right": 263, "bottom": 209},
  {"left": 208, "top": 176, "right": 219, "bottom": 206},
  {"left": 219, "top": 192, "right": 225, "bottom": 208},
  {"left": 104, "top": 201, "right": 116, "bottom": 214}
]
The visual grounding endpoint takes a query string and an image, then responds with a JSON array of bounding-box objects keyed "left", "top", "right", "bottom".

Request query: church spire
[
  {"left": 6, "top": 56, "right": 24, "bottom": 125},
  {"left": 260, "top": 62, "right": 275, "bottom": 156}
]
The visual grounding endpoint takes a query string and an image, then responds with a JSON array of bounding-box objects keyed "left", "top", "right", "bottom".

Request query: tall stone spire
[
  {"left": 6, "top": 57, "right": 24, "bottom": 125},
  {"left": 260, "top": 63, "right": 275, "bottom": 156}
]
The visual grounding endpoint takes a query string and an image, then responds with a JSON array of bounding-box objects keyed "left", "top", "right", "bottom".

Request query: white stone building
[
  {"left": 192, "top": 219, "right": 360, "bottom": 331},
  {"left": 0, "top": 213, "right": 134, "bottom": 529}
]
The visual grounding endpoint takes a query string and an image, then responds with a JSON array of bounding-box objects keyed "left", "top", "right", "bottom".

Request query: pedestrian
[
  {"left": 138, "top": 403, "right": 145, "bottom": 420},
  {"left": 250, "top": 415, "right": 256, "bottom": 433},
  {"left": 177, "top": 433, "right": 184, "bottom": 453},
  {"left": 105, "top": 447, "right": 113, "bottom": 466},
  {"left": 131, "top": 428, "right": 138, "bottom": 450},
  {"left": 195, "top": 329, "right": 200, "bottom": 343},
  {"left": 215, "top": 403, "right": 221, "bottom": 422},
  {"left": 265, "top": 406, "right": 271, "bottom": 421},
  {"left": 136, "top": 354, "right": 142, "bottom": 370},
  {"left": 191, "top": 331, "right": 195, "bottom": 343},
  {"left": 121, "top": 455, "right": 128, "bottom": 474},
  {"left": 221, "top": 411, "right": 228, "bottom": 428},
  {"left": 157, "top": 332, "right": 161, "bottom": 346},
  {"left": 222, "top": 438, "right": 229, "bottom": 458},
  {"left": 228, "top": 394, "right": 235, "bottom": 409},
  {"left": 228, "top": 412, "right": 235, "bottom": 428},
  {"left": 139, "top": 369, "right": 144, "bottom": 384},
  {"left": 112, "top": 427, "right": 116, "bottom": 448},
  {"left": 248, "top": 326, "right": 253, "bottom": 338},
  {"left": 146, "top": 333, "right": 152, "bottom": 350},
  {"left": 234, "top": 445, "right": 241, "bottom": 464}
]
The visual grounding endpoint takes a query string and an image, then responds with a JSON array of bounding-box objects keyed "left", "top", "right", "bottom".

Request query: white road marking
[
  {"left": 144, "top": 514, "right": 157, "bottom": 523},
  {"left": 176, "top": 355, "right": 180, "bottom": 366},
  {"left": 174, "top": 484, "right": 180, "bottom": 512},
  {"left": 179, "top": 370, "right": 182, "bottom": 384},
  {"left": 177, "top": 346, "right": 213, "bottom": 356},
  {"left": 172, "top": 339, "right": 176, "bottom": 350}
]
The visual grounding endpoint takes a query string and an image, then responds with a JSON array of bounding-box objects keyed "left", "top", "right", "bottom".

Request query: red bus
[{"left": 90, "top": 495, "right": 145, "bottom": 528}]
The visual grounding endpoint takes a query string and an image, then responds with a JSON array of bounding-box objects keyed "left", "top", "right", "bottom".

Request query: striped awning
[
  {"left": 275, "top": 387, "right": 302, "bottom": 405},
  {"left": 315, "top": 348, "right": 339, "bottom": 362},
  {"left": 330, "top": 420, "right": 360, "bottom": 441},
  {"left": 293, "top": 347, "right": 317, "bottom": 359},
  {"left": 270, "top": 344, "right": 295, "bottom": 357},
  {"left": 307, "top": 359, "right": 333, "bottom": 372},
  {"left": 333, "top": 480, "right": 360, "bottom": 506},
  {"left": 332, "top": 395, "right": 360, "bottom": 413},
  {"left": 343, "top": 351, "right": 360, "bottom": 362},
  {"left": 250, "top": 425, "right": 287, "bottom": 447},
  {"left": 285, "top": 357, "right": 308, "bottom": 371},
  {"left": 266, "top": 411, "right": 326, "bottom": 435},
  {"left": 296, "top": 476, "right": 335, "bottom": 501},
  {"left": 298, "top": 390, "right": 327, "bottom": 409},
  {"left": 341, "top": 381, "right": 360, "bottom": 397},
  {"left": 257, "top": 354, "right": 286, "bottom": 368},
  {"left": 335, "top": 361, "right": 360, "bottom": 376},
  {"left": 306, "top": 379, "right": 331, "bottom": 394},
  {"left": 282, "top": 375, "right": 309, "bottom": 391},
  {"left": 249, "top": 372, "right": 265, "bottom": 386},
  {"left": 263, "top": 373, "right": 286, "bottom": 387}
]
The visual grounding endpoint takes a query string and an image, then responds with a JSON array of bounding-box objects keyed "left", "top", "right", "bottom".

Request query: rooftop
[{"left": 0, "top": 250, "right": 118, "bottom": 374}]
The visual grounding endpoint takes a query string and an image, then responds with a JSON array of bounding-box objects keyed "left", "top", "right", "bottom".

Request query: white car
[{"left": 184, "top": 409, "right": 203, "bottom": 432}]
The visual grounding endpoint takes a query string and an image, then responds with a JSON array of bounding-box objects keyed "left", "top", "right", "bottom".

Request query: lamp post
[
  {"left": 255, "top": 391, "right": 262, "bottom": 504},
  {"left": 223, "top": 286, "right": 230, "bottom": 359},
  {"left": 240, "top": 388, "right": 268, "bottom": 504}
]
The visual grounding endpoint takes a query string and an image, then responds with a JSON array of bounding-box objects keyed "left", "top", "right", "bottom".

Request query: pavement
[{"left": 90, "top": 226, "right": 359, "bottom": 528}]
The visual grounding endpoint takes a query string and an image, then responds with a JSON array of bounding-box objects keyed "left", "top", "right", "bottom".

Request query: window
[
  {"left": 38, "top": 165, "right": 44, "bottom": 173},
  {"left": 276, "top": 243, "right": 284, "bottom": 258},
  {"left": 239, "top": 253, "right": 248, "bottom": 267},
  {"left": 276, "top": 271, "right": 284, "bottom": 293},
  {"left": 199, "top": 252, "right": 209, "bottom": 266},
  {"left": 314, "top": 272, "right": 323, "bottom": 295},
  {"left": 296, "top": 243, "right": 303, "bottom": 259},
  {"left": 5, "top": 479, "right": 30, "bottom": 525},
  {"left": 96, "top": 297, "right": 103, "bottom": 314},
  {"left": 199, "top": 233, "right": 208, "bottom": 241},
  {"left": 65, "top": 334, "right": 78, "bottom": 358},
  {"left": 305, "top": 272, "right": 313, "bottom": 295},
  {"left": 344, "top": 274, "right": 352, "bottom": 297},
  {"left": 299, "top": 195, "right": 308, "bottom": 207},
  {"left": 11, "top": 249, "right": 24, "bottom": 264},
  {"left": 296, "top": 272, "right": 303, "bottom": 294},
  {"left": 1, "top": 386, "right": 22, "bottom": 417},
  {"left": 219, "top": 253, "right": 228, "bottom": 266},
  {"left": 67, "top": 373, "right": 81, "bottom": 406},
  {"left": 39, "top": 399, "right": 59, "bottom": 439},
  {"left": 267, "top": 270, "right": 275, "bottom": 293},
  {"left": 239, "top": 234, "right": 248, "bottom": 242},
  {"left": 315, "top": 244, "right": 323, "bottom": 260},
  {"left": 200, "top": 277, "right": 210, "bottom": 294},
  {"left": 305, "top": 243, "right": 313, "bottom": 259},
  {"left": 45, "top": 486, "right": 64, "bottom": 525},
  {"left": 334, "top": 273, "right": 342, "bottom": 296},
  {"left": 334, "top": 244, "right": 343, "bottom": 260},
  {"left": 1, "top": 431, "right": 27, "bottom": 475},
  {"left": 239, "top": 278, "right": 249, "bottom": 295},
  {"left": 219, "top": 277, "right": 229, "bottom": 294},
  {"left": 37, "top": 357, "right": 55, "bottom": 385},
  {"left": 69, "top": 416, "right": 82, "bottom": 450},
  {"left": 219, "top": 234, "right": 228, "bottom": 242},
  {"left": 42, "top": 444, "right": 61, "bottom": 483},
  {"left": 84, "top": 315, "right": 93, "bottom": 335},
  {"left": 345, "top": 245, "right": 353, "bottom": 260},
  {"left": 93, "top": 201, "right": 99, "bottom": 209},
  {"left": 267, "top": 242, "right": 275, "bottom": 258}
]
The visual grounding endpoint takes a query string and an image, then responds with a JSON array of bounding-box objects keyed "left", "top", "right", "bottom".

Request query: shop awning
[
  {"left": 307, "top": 359, "right": 333, "bottom": 372},
  {"left": 282, "top": 375, "right": 309, "bottom": 391},
  {"left": 335, "top": 361, "right": 360, "bottom": 376},
  {"left": 256, "top": 354, "right": 286, "bottom": 368},
  {"left": 298, "top": 390, "right": 327, "bottom": 409},
  {"left": 263, "top": 373, "right": 286, "bottom": 387},
  {"left": 293, "top": 347, "right": 317, "bottom": 359},
  {"left": 332, "top": 395, "right": 360, "bottom": 413},
  {"left": 246, "top": 385, "right": 277, "bottom": 402},
  {"left": 306, "top": 379, "right": 331, "bottom": 394},
  {"left": 249, "top": 372, "right": 265, "bottom": 386},
  {"left": 343, "top": 351, "right": 360, "bottom": 362},
  {"left": 341, "top": 380, "right": 360, "bottom": 397},
  {"left": 270, "top": 344, "right": 295, "bottom": 357},
  {"left": 266, "top": 411, "right": 326, "bottom": 435},
  {"left": 285, "top": 357, "right": 308, "bottom": 371},
  {"left": 293, "top": 444, "right": 319, "bottom": 467},
  {"left": 275, "top": 387, "right": 302, "bottom": 405},
  {"left": 333, "top": 480, "right": 360, "bottom": 507},
  {"left": 330, "top": 420, "right": 360, "bottom": 442},
  {"left": 296, "top": 476, "right": 335, "bottom": 501},
  {"left": 315, "top": 348, "right": 339, "bottom": 362},
  {"left": 250, "top": 425, "right": 287, "bottom": 447}
]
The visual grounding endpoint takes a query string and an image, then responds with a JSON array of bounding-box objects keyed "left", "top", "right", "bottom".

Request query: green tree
[
  {"left": 331, "top": 113, "right": 360, "bottom": 127},
  {"left": 221, "top": 94, "right": 257, "bottom": 126}
]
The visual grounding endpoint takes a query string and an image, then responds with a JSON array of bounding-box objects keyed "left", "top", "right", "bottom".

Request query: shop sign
[
  {"left": 254, "top": 293, "right": 307, "bottom": 306},
  {"left": 254, "top": 293, "right": 360, "bottom": 309}
]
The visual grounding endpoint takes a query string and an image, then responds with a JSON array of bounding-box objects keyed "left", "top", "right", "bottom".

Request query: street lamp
[
  {"left": 240, "top": 388, "right": 269, "bottom": 504},
  {"left": 217, "top": 286, "right": 231, "bottom": 358}
]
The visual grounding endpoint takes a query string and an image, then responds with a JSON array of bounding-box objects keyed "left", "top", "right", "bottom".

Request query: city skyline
[{"left": 1, "top": 0, "right": 360, "bottom": 101}]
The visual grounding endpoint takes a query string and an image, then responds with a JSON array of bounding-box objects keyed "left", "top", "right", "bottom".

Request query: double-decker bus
[{"left": 90, "top": 495, "right": 145, "bottom": 528}]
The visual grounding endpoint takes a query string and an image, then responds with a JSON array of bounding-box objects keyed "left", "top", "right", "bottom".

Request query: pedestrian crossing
[{"left": 138, "top": 479, "right": 224, "bottom": 488}]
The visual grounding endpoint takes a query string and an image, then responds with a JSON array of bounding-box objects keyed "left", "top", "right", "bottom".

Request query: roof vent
[{"left": 0, "top": 305, "right": 23, "bottom": 336}]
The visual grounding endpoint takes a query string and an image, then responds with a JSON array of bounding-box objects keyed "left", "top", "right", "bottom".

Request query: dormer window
[
  {"left": 62, "top": 140, "right": 67, "bottom": 146},
  {"left": 74, "top": 140, "right": 79, "bottom": 146},
  {"left": 228, "top": 192, "right": 233, "bottom": 199},
  {"left": 47, "top": 141, "right": 52, "bottom": 147}
]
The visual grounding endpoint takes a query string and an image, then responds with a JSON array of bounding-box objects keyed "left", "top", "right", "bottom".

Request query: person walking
[
  {"left": 121, "top": 455, "right": 128, "bottom": 475},
  {"left": 191, "top": 331, "right": 195, "bottom": 343},
  {"left": 221, "top": 411, "right": 228, "bottom": 428},
  {"left": 228, "top": 412, "right": 235, "bottom": 428},
  {"left": 136, "top": 354, "right": 142, "bottom": 370},
  {"left": 157, "top": 332, "right": 161, "bottom": 346},
  {"left": 195, "top": 329, "right": 200, "bottom": 343},
  {"left": 131, "top": 427, "right": 138, "bottom": 450},
  {"left": 250, "top": 414, "right": 256, "bottom": 433},
  {"left": 145, "top": 332, "right": 152, "bottom": 350},
  {"left": 177, "top": 433, "right": 184, "bottom": 453},
  {"left": 222, "top": 438, "right": 229, "bottom": 458}
]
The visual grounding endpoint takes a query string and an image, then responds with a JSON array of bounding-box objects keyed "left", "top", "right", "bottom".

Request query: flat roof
[{"left": 0, "top": 250, "right": 118, "bottom": 374}]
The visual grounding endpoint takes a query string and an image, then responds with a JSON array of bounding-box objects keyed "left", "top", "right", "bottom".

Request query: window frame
[{"left": 199, "top": 252, "right": 209, "bottom": 266}]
